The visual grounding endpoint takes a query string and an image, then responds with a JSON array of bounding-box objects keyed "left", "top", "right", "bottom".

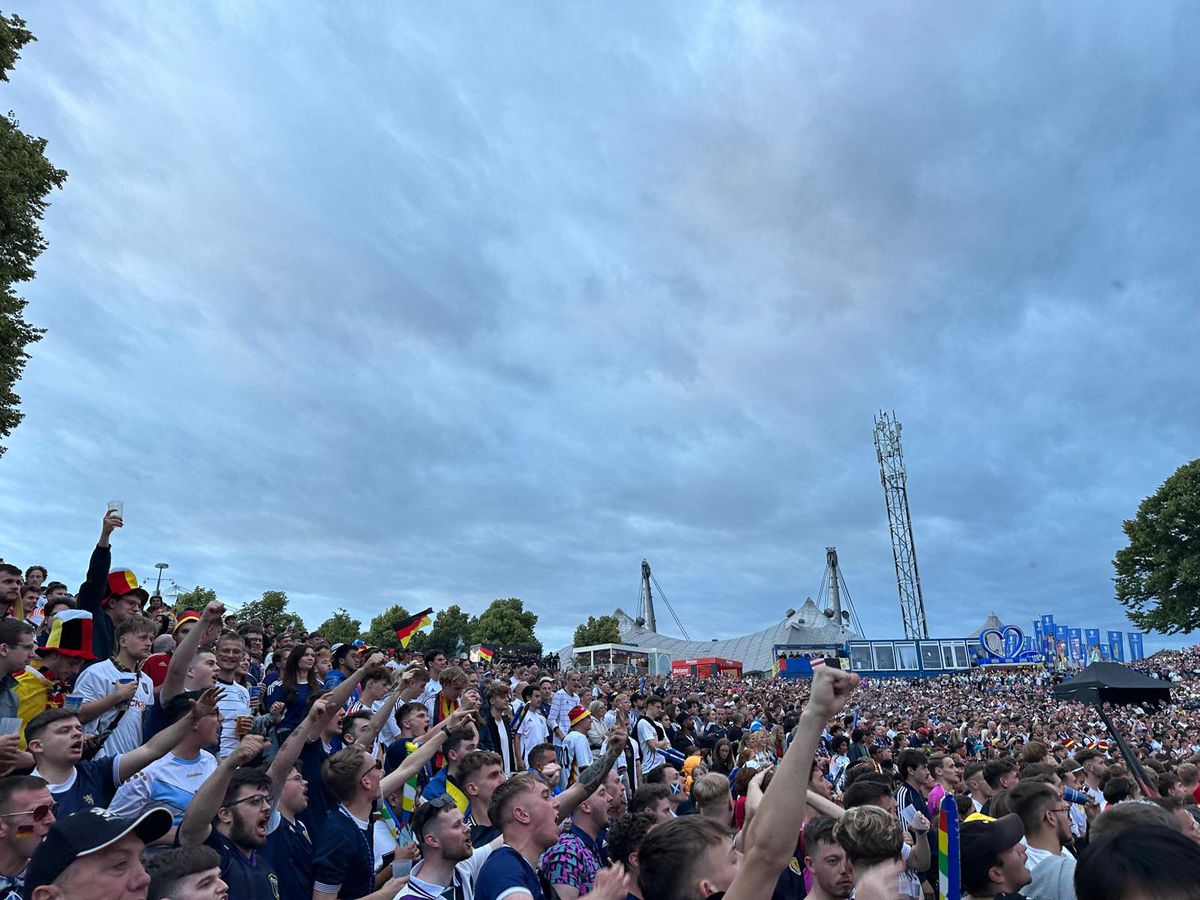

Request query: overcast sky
[{"left": 2, "top": 3, "right": 1197, "bottom": 653}]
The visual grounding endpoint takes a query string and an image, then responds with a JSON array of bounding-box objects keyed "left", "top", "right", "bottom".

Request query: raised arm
[
  {"left": 118, "top": 687, "right": 223, "bottom": 783},
  {"left": 323, "top": 652, "right": 386, "bottom": 711},
  {"left": 359, "top": 688, "right": 403, "bottom": 752},
  {"left": 268, "top": 697, "right": 333, "bottom": 801},
  {"left": 179, "top": 734, "right": 269, "bottom": 847},
  {"left": 77, "top": 513, "right": 120, "bottom": 616},
  {"left": 556, "top": 723, "right": 627, "bottom": 821},
  {"left": 726, "top": 667, "right": 858, "bottom": 900},
  {"left": 162, "top": 600, "right": 225, "bottom": 702},
  {"left": 379, "top": 729, "right": 448, "bottom": 798}
]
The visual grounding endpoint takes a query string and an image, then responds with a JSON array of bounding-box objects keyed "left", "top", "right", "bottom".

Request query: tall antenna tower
[{"left": 873, "top": 412, "right": 929, "bottom": 639}]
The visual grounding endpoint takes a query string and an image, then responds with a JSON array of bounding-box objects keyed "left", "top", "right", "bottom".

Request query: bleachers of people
[{"left": 3, "top": 510, "right": 1200, "bottom": 898}]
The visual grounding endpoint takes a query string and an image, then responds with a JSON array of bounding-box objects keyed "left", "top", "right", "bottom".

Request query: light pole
[{"left": 153, "top": 563, "right": 169, "bottom": 596}]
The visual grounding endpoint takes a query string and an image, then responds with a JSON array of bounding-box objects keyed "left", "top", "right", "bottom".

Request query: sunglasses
[{"left": 0, "top": 802, "right": 57, "bottom": 821}]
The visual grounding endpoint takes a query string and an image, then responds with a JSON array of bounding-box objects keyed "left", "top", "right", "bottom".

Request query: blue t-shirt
[
  {"left": 265, "top": 682, "right": 311, "bottom": 735},
  {"left": 38, "top": 757, "right": 120, "bottom": 817},
  {"left": 312, "top": 807, "right": 374, "bottom": 899},
  {"left": 475, "top": 845, "right": 550, "bottom": 900},
  {"left": 263, "top": 812, "right": 314, "bottom": 900},
  {"left": 204, "top": 829, "right": 280, "bottom": 900},
  {"left": 299, "top": 738, "right": 340, "bottom": 835}
]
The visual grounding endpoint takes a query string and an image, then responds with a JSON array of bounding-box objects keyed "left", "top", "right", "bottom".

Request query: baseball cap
[
  {"left": 26, "top": 806, "right": 172, "bottom": 892},
  {"left": 960, "top": 814, "right": 1024, "bottom": 894}
]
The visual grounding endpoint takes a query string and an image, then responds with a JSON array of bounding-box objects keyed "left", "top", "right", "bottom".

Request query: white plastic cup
[
  {"left": 0, "top": 717, "right": 21, "bottom": 734},
  {"left": 107, "top": 500, "right": 124, "bottom": 517},
  {"left": 117, "top": 674, "right": 135, "bottom": 685},
  {"left": 64, "top": 695, "right": 84, "bottom": 711}
]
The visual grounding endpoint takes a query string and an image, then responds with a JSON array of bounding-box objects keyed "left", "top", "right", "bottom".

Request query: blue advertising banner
[
  {"left": 1127, "top": 632, "right": 1145, "bottom": 661},
  {"left": 1054, "top": 624, "right": 1069, "bottom": 662},
  {"left": 1041, "top": 615, "right": 1056, "bottom": 654},
  {"left": 1033, "top": 620, "right": 1044, "bottom": 652},
  {"left": 1085, "top": 628, "right": 1103, "bottom": 663},
  {"left": 1107, "top": 630, "right": 1126, "bottom": 662},
  {"left": 1067, "top": 627, "right": 1083, "bottom": 662}
]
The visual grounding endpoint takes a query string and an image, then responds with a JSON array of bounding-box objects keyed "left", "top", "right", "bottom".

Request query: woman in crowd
[{"left": 267, "top": 642, "right": 322, "bottom": 741}]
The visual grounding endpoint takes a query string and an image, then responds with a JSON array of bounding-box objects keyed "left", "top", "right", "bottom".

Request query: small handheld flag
[
  {"left": 393, "top": 609, "right": 434, "bottom": 648},
  {"left": 936, "top": 793, "right": 960, "bottom": 900},
  {"left": 478, "top": 645, "right": 495, "bottom": 664}
]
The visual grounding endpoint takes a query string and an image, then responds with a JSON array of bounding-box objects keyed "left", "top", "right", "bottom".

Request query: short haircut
[
  {"left": 444, "top": 727, "right": 476, "bottom": 758},
  {"left": 1018, "top": 763, "right": 1056, "bottom": 783},
  {"left": 489, "top": 771, "right": 541, "bottom": 829},
  {"left": 1089, "top": 800, "right": 1180, "bottom": 844},
  {"left": 637, "top": 815, "right": 735, "bottom": 899},
  {"left": 359, "top": 665, "right": 389, "bottom": 685},
  {"left": 963, "top": 761, "right": 986, "bottom": 783},
  {"left": 644, "top": 695, "right": 663, "bottom": 710},
  {"left": 804, "top": 815, "right": 839, "bottom": 854},
  {"left": 833, "top": 805, "right": 903, "bottom": 867},
  {"left": 1103, "top": 775, "right": 1137, "bottom": 805},
  {"left": 690, "top": 772, "right": 732, "bottom": 811},
  {"left": 607, "top": 811, "right": 655, "bottom": 865},
  {"left": 528, "top": 743, "right": 557, "bottom": 768},
  {"left": 1006, "top": 781, "right": 1058, "bottom": 835},
  {"left": 983, "top": 759, "right": 1017, "bottom": 789},
  {"left": 644, "top": 765, "right": 678, "bottom": 785},
  {"left": 1177, "top": 763, "right": 1198, "bottom": 784},
  {"left": 896, "top": 749, "right": 928, "bottom": 781},
  {"left": 236, "top": 623, "right": 263, "bottom": 638},
  {"left": 0, "top": 775, "right": 48, "bottom": 812},
  {"left": 424, "top": 649, "right": 446, "bottom": 666},
  {"left": 0, "top": 617, "right": 34, "bottom": 648},
  {"left": 440, "top": 666, "right": 468, "bottom": 688},
  {"left": 146, "top": 846, "right": 221, "bottom": 900},
  {"left": 412, "top": 797, "right": 459, "bottom": 848},
  {"left": 24, "top": 565, "right": 47, "bottom": 580},
  {"left": 221, "top": 767, "right": 270, "bottom": 809},
  {"left": 629, "top": 784, "right": 670, "bottom": 816},
  {"left": 1020, "top": 740, "right": 1048, "bottom": 764},
  {"left": 1075, "top": 826, "right": 1200, "bottom": 900},
  {"left": 339, "top": 711, "right": 370, "bottom": 740},
  {"left": 1073, "top": 749, "right": 1102, "bottom": 766},
  {"left": 322, "top": 746, "right": 371, "bottom": 803},
  {"left": 843, "top": 778, "right": 893, "bottom": 810},
  {"left": 0, "top": 565, "right": 20, "bottom": 578},
  {"left": 458, "top": 750, "right": 503, "bottom": 785},
  {"left": 396, "top": 701, "right": 428, "bottom": 728},
  {"left": 217, "top": 630, "right": 245, "bottom": 647},
  {"left": 25, "top": 708, "right": 79, "bottom": 745},
  {"left": 117, "top": 615, "right": 157, "bottom": 638},
  {"left": 488, "top": 681, "right": 511, "bottom": 701}
]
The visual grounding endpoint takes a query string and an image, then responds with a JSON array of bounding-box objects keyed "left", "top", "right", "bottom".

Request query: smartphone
[{"left": 379, "top": 850, "right": 396, "bottom": 868}]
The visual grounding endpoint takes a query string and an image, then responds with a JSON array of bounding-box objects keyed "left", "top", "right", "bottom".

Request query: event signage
[
  {"left": 1084, "top": 628, "right": 1102, "bottom": 663},
  {"left": 1067, "top": 627, "right": 1083, "bottom": 662},
  {"left": 1127, "top": 632, "right": 1145, "bottom": 661},
  {"left": 1107, "top": 630, "right": 1126, "bottom": 662},
  {"left": 977, "top": 624, "right": 1042, "bottom": 665}
]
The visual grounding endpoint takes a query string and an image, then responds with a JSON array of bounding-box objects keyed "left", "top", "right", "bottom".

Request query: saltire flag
[{"left": 393, "top": 609, "right": 434, "bottom": 648}]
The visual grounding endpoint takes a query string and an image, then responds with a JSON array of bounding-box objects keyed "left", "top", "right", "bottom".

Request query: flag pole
[{"left": 1094, "top": 702, "right": 1157, "bottom": 797}]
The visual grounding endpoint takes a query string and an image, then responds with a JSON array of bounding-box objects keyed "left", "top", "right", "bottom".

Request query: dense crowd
[{"left": 2, "top": 511, "right": 1200, "bottom": 900}]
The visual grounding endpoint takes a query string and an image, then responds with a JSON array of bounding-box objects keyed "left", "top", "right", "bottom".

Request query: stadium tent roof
[
  {"left": 1052, "top": 662, "right": 1171, "bottom": 706},
  {"left": 558, "top": 599, "right": 853, "bottom": 673}
]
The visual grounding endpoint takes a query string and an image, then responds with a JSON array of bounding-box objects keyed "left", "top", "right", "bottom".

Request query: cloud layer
[{"left": 2, "top": 2, "right": 1198, "bottom": 651}]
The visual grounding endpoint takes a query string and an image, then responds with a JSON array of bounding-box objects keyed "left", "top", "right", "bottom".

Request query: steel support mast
[{"left": 874, "top": 412, "right": 929, "bottom": 639}]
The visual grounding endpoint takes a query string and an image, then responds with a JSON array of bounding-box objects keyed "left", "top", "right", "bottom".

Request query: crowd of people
[{"left": 2, "top": 511, "right": 1200, "bottom": 900}]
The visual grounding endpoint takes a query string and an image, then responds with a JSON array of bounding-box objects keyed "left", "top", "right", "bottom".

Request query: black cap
[
  {"left": 25, "top": 806, "right": 172, "bottom": 891},
  {"left": 960, "top": 814, "right": 1024, "bottom": 893}
]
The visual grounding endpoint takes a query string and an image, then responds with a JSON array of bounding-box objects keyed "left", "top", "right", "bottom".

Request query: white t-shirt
[
  {"left": 214, "top": 678, "right": 251, "bottom": 758},
  {"left": 517, "top": 710, "right": 550, "bottom": 766},
  {"left": 74, "top": 661, "right": 153, "bottom": 758},
  {"left": 563, "top": 731, "right": 593, "bottom": 786},
  {"left": 637, "top": 718, "right": 665, "bottom": 774},
  {"left": 108, "top": 750, "right": 218, "bottom": 826},
  {"left": 374, "top": 698, "right": 401, "bottom": 749}
]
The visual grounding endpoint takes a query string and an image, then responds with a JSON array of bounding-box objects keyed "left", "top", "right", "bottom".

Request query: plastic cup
[
  {"left": 117, "top": 674, "right": 135, "bottom": 685},
  {"left": 0, "top": 718, "right": 21, "bottom": 735},
  {"left": 249, "top": 685, "right": 262, "bottom": 704},
  {"left": 64, "top": 695, "right": 84, "bottom": 711},
  {"left": 235, "top": 716, "right": 253, "bottom": 737},
  {"left": 107, "top": 500, "right": 123, "bottom": 517}
]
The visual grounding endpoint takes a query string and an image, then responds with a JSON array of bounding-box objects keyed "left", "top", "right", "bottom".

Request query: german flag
[
  {"left": 478, "top": 646, "right": 495, "bottom": 664},
  {"left": 393, "top": 608, "right": 434, "bottom": 648}
]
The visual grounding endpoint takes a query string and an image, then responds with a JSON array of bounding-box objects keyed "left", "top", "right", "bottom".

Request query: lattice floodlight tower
[{"left": 873, "top": 411, "right": 929, "bottom": 640}]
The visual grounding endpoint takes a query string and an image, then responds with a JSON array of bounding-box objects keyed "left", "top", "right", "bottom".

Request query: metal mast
[
  {"left": 640, "top": 559, "right": 657, "bottom": 633},
  {"left": 873, "top": 412, "right": 929, "bottom": 639},
  {"left": 826, "top": 547, "right": 843, "bottom": 626}
]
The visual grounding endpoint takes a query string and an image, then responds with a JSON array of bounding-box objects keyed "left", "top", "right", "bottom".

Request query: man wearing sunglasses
[{"left": 0, "top": 775, "right": 55, "bottom": 899}]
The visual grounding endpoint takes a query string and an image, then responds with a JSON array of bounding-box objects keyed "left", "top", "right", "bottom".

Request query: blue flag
[
  {"left": 1107, "top": 630, "right": 1126, "bottom": 662},
  {"left": 1067, "top": 628, "right": 1083, "bottom": 662},
  {"left": 1127, "top": 632, "right": 1145, "bottom": 661}
]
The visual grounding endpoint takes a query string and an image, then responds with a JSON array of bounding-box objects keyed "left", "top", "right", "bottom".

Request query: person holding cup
[
  {"left": 75, "top": 510, "right": 148, "bottom": 663},
  {"left": 73, "top": 617, "right": 156, "bottom": 758}
]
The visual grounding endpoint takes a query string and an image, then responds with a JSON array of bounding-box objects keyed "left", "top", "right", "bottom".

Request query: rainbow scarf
[{"left": 399, "top": 741, "right": 420, "bottom": 825}]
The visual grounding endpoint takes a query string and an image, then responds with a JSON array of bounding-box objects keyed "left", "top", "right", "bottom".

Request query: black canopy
[{"left": 1052, "top": 661, "right": 1171, "bottom": 706}]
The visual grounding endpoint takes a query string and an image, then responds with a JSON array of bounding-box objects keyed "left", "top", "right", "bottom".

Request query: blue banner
[
  {"left": 1068, "top": 627, "right": 1083, "bottom": 661},
  {"left": 1107, "top": 630, "right": 1126, "bottom": 662},
  {"left": 1084, "top": 628, "right": 1102, "bottom": 663},
  {"left": 1127, "top": 632, "right": 1145, "bottom": 661},
  {"left": 1054, "top": 624, "right": 1068, "bottom": 662},
  {"left": 1033, "top": 620, "right": 1044, "bottom": 653},
  {"left": 1041, "top": 615, "right": 1056, "bottom": 654}
]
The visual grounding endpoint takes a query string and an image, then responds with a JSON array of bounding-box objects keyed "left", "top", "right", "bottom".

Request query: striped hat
[
  {"left": 40, "top": 610, "right": 95, "bottom": 660},
  {"left": 173, "top": 610, "right": 201, "bottom": 634},
  {"left": 104, "top": 569, "right": 149, "bottom": 604},
  {"left": 568, "top": 705, "right": 591, "bottom": 727}
]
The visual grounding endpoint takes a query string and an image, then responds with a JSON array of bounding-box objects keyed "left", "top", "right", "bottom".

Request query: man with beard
[
  {"left": 1008, "top": 782, "right": 1076, "bottom": 900},
  {"left": 178, "top": 734, "right": 280, "bottom": 899},
  {"left": 802, "top": 815, "right": 854, "bottom": 900},
  {"left": 311, "top": 736, "right": 451, "bottom": 900}
]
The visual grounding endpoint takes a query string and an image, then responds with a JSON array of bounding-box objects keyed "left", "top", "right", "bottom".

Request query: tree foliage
[
  {"left": 473, "top": 597, "right": 539, "bottom": 649},
  {"left": 1115, "top": 459, "right": 1200, "bottom": 634},
  {"left": 573, "top": 614, "right": 621, "bottom": 647},
  {"left": 0, "top": 14, "right": 67, "bottom": 453},
  {"left": 235, "top": 590, "right": 306, "bottom": 634},
  {"left": 425, "top": 605, "right": 475, "bottom": 656},
  {"left": 364, "top": 604, "right": 412, "bottom": 651},
  {"left": 172, "top": 585, "right": 217, "bottom": 613},
  {"left": 314, "top": 608, "right": 363, "bottom": 645}
]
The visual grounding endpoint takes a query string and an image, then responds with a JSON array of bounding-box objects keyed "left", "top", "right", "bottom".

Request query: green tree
[
  {"left": 235, "top": 590, "right": 306, "bottom": 634},
  {"left": 0, "top": 15, "right": 67, "bottom": 453},
  {"left": 573, "top": 614, "right": 620, "bottom": 647},
  {"left": 172, "top": 585, "right": 217, "bottom": 614},
  {"left": 1115, "top": 459, "right": 1200, "bottom": 634},
  {"left": 425, "top": 605, "right": 475, "bottom": 656},
  {"left": 314, "top": 608, "right": 363, "bottom": 645},
  {"left": 364, "top": 604, "right": 411, "bottom": 652},
  {"left": 473, "top": 597, "right": 539, "bottom": 649}
]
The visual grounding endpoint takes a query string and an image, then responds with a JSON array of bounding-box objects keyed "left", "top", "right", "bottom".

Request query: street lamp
[{"left": 153, "top": 563, "right": 169, "bottom": 596}]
